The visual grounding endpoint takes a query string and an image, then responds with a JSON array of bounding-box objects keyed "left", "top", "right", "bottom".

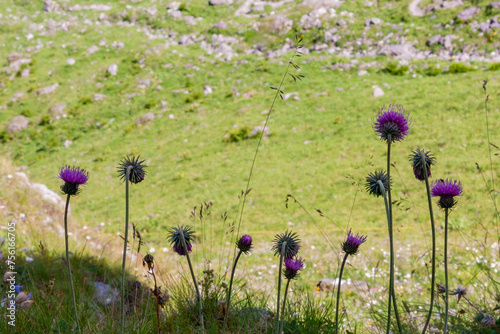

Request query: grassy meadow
[{"left": 0, "top": 0, "right": 499, "bottom": 332}]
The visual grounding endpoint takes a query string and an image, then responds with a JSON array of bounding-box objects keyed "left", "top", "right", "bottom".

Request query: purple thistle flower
[
  {"left": 57, "top": 165, "right": 89, "bottom": 196},
  {"left": 374, "top": 104, "right": 411, "bottom": 143},
  {"left": 431, "top": 179, "right": 463, "bottom": 209},
  {"left": 236, "top": 235, "right": 253, "bottom": 254},
  {"left": 341, "top": 229, "right": 367, "bottom": 256},
  {"left": 173, "top": 243, "right": 192, "bottom": 256},
  {"left": 283, "top": 257, "right": 304, "bottom": 280}
]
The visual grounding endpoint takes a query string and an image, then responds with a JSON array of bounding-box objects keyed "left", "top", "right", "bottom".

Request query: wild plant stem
[
  {"left": 444, "top": 208, "right": 449, "bottom": 334},
  {"left": 152, "top": 271, "right": 161, "bottom": 334},
  {"left": 275, "top": 242, "right": 287, "bottom": 334},
  {"left": 279, "top": 279, "right": 291, "bottom": 334},
  {"left": 335, "top": 253, "right": 349, "bottom": 334},
  {"left": 64, "top": 194, "right": 81, "bottom": 334},
  {"left": 223, "top": 250, "right": 243, "bottom": 332},
  {"left": 180, "top": 230, "right": 204, "bottom": 333},
  {"left": 121, "top": 166, "right": 132, "bottom": 334},
  {"left": 377, "top": 180, "right": 392, "bottom": 334},
  {"left": 421, "top": 152, "right": 436, "bottom": 334},
  {"left": 386, "top": 137, "right": 403, "bottom": 334}
]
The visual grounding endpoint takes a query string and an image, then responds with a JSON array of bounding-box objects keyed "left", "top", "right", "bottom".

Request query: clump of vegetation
[
  {"left": 382, "top": 62, "right": 409, "bottom": 76},
  {"left": 448, "top": 63, "right": 475, "bottom": 74}
]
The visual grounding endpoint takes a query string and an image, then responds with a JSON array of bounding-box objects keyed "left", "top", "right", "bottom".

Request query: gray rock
[
  {"left": 111, "top": 41, "right": 124, "bottom": 50},
  {"left": 7, "top": 53, "right": 22, "bottom": 63},
  {"left": 135, "top": 112, "right": 155, "bottom": 126},
  {"left": 43, "top": 0, "right": 60, "bottom": 12},
  {"left": 272, "top": 15, "right": 293, "bottom": 34},
  {"left": 213, "top": 21, "right": 228, "bottom": 29},
  {"left": 66, "top": 58, "right": 75, "bottom": 66},
  {"left": 456, "top": 7, "right": 479, "bottom": 22},
  {"left": 107, "top": 63, "right": 118, "bottom": 76},
  {"left": 283, "top": 92, "right": 299, "bottom": 101},
  {"left": 8, "top": 116, "right": 29, "bottom": 133},
  {"left": 439, "top": 0, "right": 464, "bottom": 9},
  {"left": 480, "top": 22, "right": 492, "bottom": 33},
  {"left": 251, "top": 126, "right": 270, "bottom": 138},
  {"left": 317, "top": 278, "right": 370, "bottom": 292},
  {"left": 427, "top": 34, "right": 442, "bottom": 46},
  {"left": 203, "top": 85, "right": 213, "bottom": 95},
  {"left": 378, "top": 44, "right": 416, "bottom": 58},
  {"left": 365, "top": 17, "right": 383, "bottom": 27},
  {"left": 209, "top": 0, "right": 233, "bottom": 5},
  {"left": 442, "top": 34, "right": 456, "bottom": 49},
  {"left": 93, "top": 282, "right": 120, "bottom": 305},
  {"left": 137, "top": 79, "right": 151, "bottom": 89},
  {"left": 324, "top": 28, "right": 340, "bottom": 43},
  {"left": 336, "top": 19, "right": 346, "bottom": 26},
  {"left": 49, "top": 103, "right": 66, "bottom": 120},
  {"left": 86, "top": 45, "right": 99, "bottom": 56},
  {"left": 93, "top": 93, "right": 107, "bottom": 101},
  {"left": 69, "top": 4, "right": 112, "bottom": 11},
  {"left": 178, "top": 35, "right": 193, "bottom": 45},
  {"left": 490, "top": 1, "right": 500, "bottom": 9},
  {"left": 372, "top": 86, "right": 384, "bottom": 97},
  {"left": 31, "top": 182, "right": 63, "bottom": 206},
  {"left": 11, "top": 92, "right": 24, "bottom": 103},
  {"left": 64, "top": 140, "right": 72, "bottom": 148},
  {"left": 358, "top": 69, "right": 368, "bottom": 76},
  {"left": 21, "top": 69, "right": 30, "bottom": 77},
  {"left": 37, "top": 84, "right": 58, "bottom": 95}
]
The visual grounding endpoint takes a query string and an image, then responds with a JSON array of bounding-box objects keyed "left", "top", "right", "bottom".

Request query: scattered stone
[
  {"left": 64, "top": 140, "right": 72, "bottom": 148},
  {"left": 251, "top": 126, "right": 270, "bottom": 138},
  {"left": 135, "top": 112, "right": 155, "bottom": 126},
  {"left": 93, "top": 282, "right": 120, "bottom": 305},
  {"left": 66, "top": 58, "right": 75, "bottom": 65},
  {"left": 86, "top": 45, "right": 99, "bottom": 56},
  {"left": 37, "top": 84, "right": 58, "bottom": 96},
  {"left": 179, "top": 35, "right": 193, "bottom": 45},
  {"left": 358, "top": 69, "right": 368, "bottom": 76},
  {"left": 21, "top": 69, "right": 30, "bottom": 77},
  {"left": 365, "top": 17, "right": 383, "bottom": 27},
  {"left": 107, "top": 63, "right": 118, "bottom": 76},
  {"left": 49, "top": 103, "right": 66, "bottom": 120},
  {"left": 378, "top": 44, "right": 417, "bottom": 58},
  {"left": 7, "top": 53, "right": 22, "bottom": 63},
  {"left": 438, "top": 0, "right": 464, "bottom": 10},
  {"left": 8, "top": 116, "right": 29, "bottom": 133},
  {"left": 69, "top": 4, "right": 112, "bottom": 11},
  {"left": 11, "top": 92, "right": 24, "bottom": 103},
  {"left": 336, "top": 19, "right": 346, "bottom": 26},
  {"left": 283, "top": 92, "right": 299, "bottom": 101},
  {"left": 456, "top": 7, "right": 479, "bottom": 22},
  {"left": 213, "top": 21, "right": 228, "bottom": 29},
  {"left": 209, "top": 0, "right": 233, "bottom": 5},
  {"left": 31, "top": 182, "right": 64, "bottom": 206},
  {"left": 317, "top": 278, "right": 370, "bottom": 292},
  {"left": 272, "top": 15, "right": 293, "bottom": 34},
  {"left": 427, "top": 34, "right": 442, "bottom": 46},
  {"left": 93, "top": 93, "right": 106, "bottom": 101},
  {"left": 203, "top": 85, "right": 213, "bottom": 96},
  {"left": 43, "top": 0, "right": 60, "bottom": 13},
  {"left": 137, "top": 79, "right": 151, "bottom": 89},
  {"left": 4, "top": 58, "right": 31, "bottom": 74},
  {"left": 372, "top": 86, "right": 384, "bottom": 97},
  {"left": 111, "top": 41, "right": 124, "bottom": 50},
  {"left": 489, "top": 1, "right": 500, "bottom": 9}
]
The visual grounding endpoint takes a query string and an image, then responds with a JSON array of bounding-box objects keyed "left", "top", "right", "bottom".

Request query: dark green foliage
[
  {"left": 224, "top": 126, "right": 251, "bottom": 143},
  {"left": 488, "top": 63, "right": 500, "bottom": 71},
  {"left": 448, "top": 63, "right": 475, "bottom": 74},
  {"left": 383, "top": 62, "right": 409, "bottom": 76},
  {"left": 423, "top": 65, "right": 442, "bottom": 76}
]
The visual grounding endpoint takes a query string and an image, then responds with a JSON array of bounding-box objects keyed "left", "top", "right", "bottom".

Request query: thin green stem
[
  {"left": 335, "top": 253, "right": 349, "bottom": 334},
  {"left": 152, "top": 270, "right": 161, "bottom": 334},
  {"left": 280, "top": 279, "right": 291, "bottom": 334},
  {"left": 386, "top": 137, "right": 403, "bottom": 334},
  {"left": 223, "top": 250, "right": 243, "bottom": 332},
  {"left": 377, "top": 180, "right": 392, "bottom": 334},
  {"left": 64, "top": 194, "right": 81, "bottom": 334},
  {"left": 121, "top": 166, "right": 132, "bottom": 334},
  {"left": 421, "top": 152, "right": 436, "bottom": 334},
  {"left": 275, "top": 242, "right": 286, "bottom": 334},
  {"left": 444, "top": 208, "right": 449, "bottom": 334},
  {"left": 180, "top": 230, "right": 204, "bottom": 333}
]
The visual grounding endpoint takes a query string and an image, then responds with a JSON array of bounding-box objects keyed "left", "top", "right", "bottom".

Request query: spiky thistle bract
[
  {"left": 167, "top": 225, "right": 196, "bottom": 256},
  {"left": 365, "top": 170, "right": 390, "bottom": 197},
  {"left": 272, "top": 230, "right": 301, "bottom": 260},
  {"left": 409, "top": 148, "right": 436, "bottom": 182},
  {"left": 117, "top": 155, "right": 147, "bottom": 184}
]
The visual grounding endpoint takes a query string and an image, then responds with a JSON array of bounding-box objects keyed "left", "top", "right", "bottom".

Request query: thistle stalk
[
  {"left": 443, "top": 208, "right": 449, "bottom": 334},
  {"left": 223, "top": 250, "right": 243, "bottom": 332},
  {"left": 120, "top": 166, "right": 132, "bottom": 334},
  {"left": 335, "top": 253, "right": 349, "bottom": 334},
  {"left": 180, "top": 229, "right": 204, "bottom": 333},
  {"left": 386, "top": 135, "right": 403, "bottom": 333},
  {"left": 64, "top": 194, "right": 81, "bottom": 334},
  {"left": 279, "top": 278, "right": 291, "bottom": 334},
  {"left": 275, "top": 242, "right": 287, "bottom": 334},
  {"left": 421, "top": 151, "right": 436, "bottom": 334}
]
